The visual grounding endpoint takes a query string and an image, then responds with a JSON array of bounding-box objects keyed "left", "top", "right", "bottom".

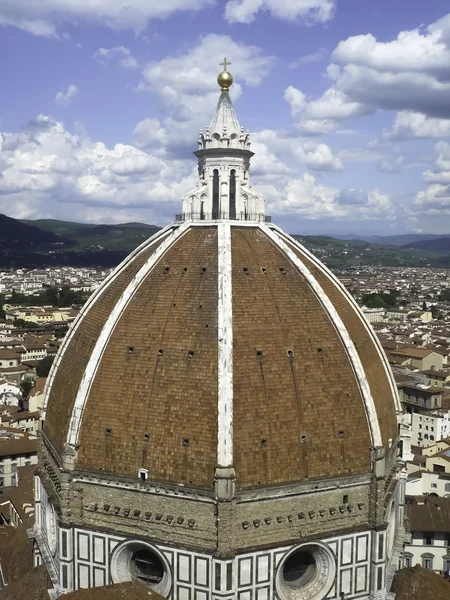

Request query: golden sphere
[{"left": 218, "top": 70, "right": 233, "bottom": 90}]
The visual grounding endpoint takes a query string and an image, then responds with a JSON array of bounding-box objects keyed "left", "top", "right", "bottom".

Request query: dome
[{"left": 42, "top": 220, "right": 400, "bottom": 490}]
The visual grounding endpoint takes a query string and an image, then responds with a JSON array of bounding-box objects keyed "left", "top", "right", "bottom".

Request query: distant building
[
  {"left": 404, "top": 496, "right": 450, "bottom": 574},
  {"left": 0, "top": 430, "right": 37, "bottom": 487},
  {"left": 362, "top": 307, "right": 386, "bottom": 323},
  {"left": 421, "top": 369, "right": 450, "bottom": 388},
  {"left": 391, "top": 348, "right": 445, "bottom": 371}
]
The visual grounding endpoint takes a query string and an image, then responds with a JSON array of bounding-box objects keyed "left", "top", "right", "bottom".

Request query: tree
[
  {"left": 422, "top": 301, "right": 428, "bottom": 312},
  {"left": 21, "top": 379, "right": 34, "bottom": 398},
  {"left": 36, "top": 355, "right": 55, "bottom": 378}
]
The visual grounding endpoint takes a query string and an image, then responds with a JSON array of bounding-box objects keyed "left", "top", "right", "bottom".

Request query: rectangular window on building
[
  {"left": 433, "top": 464, "right": 445, "bottom": 473},
  {"left": 61, "top": 531, "right": 67, "bottom": 557},
  {"left": 378, "top": 534, "right": 384, "bottom": 560},
  {"left": 425, "top": 534, "right": 434, "bottom": 546},
  {"left": 423, "top": 557, "right": 433, "bottom": 570},
  {"left": 62, "top": 565, "right": 68, "bottom": 589},
  {"left": 226, "top": 563, "right": 233, "bottom": 591},
  {"left": 431, "top": 483, "right": 438, "bottom": 488},
  {"left": 377, "top": 567, "right": 383, "bottom": 590},
  {"left": 215, "top": 563, "right": 221, "bottom": 591}
]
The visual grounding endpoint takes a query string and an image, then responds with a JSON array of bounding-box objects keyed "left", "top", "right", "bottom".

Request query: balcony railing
[{"left": 175, "top": 212, "right": 271, "bottom": 223}]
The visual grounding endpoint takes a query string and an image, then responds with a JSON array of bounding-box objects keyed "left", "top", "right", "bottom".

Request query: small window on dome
[
  {"left": 105, "top": 428, "right": 111, "bottom": 437},
  {"left": 138, "top": 469, "right": 148, "bottom": 482},
  {"left": 182, "top": 438, "right": 190, "bottom": 447},
  {"left": 317, "top": 348, "right": 324, "bottom": 356},
  {"left": 287, "top": 349, "right": 294, "bottom": 358},
  {"left": 128, "top": 346, "right": 134, "bottom": 354}
]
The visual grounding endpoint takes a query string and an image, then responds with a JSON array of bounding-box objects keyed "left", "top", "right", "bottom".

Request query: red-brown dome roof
[{"left": 42, "top": 221, "right": 400, "bottom": 490}]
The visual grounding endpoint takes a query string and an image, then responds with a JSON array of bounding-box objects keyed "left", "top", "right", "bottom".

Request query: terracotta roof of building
[
  {"left": 0, "top": 565, "right": 50, "bottom": 600},
  {"left": 0, "top": 523, "right": 35, "bottom": 585},
  {"left": 9, "top": 410, "right": 40, "bottom": 423},
  {"left": 0, "top": 350, "right": 21, "bottom": 360},
  {"left": 0, "top": 366, "right": 28, "bottom": 374},
  {"left": 405, "top": 496, "right": 450, "bottom": 533},
  {"left": 421, "top": 369, "right": 449, "bottom": 377},
  {"left": 43, "top": 224, "right": 399, "bottom": 489},
  {"left": 0, "top": 433, "right": 37, "bottom": 458},
  {"left": 391, "top": 348, "right": 435, "bottom": 358},
  {"left": 391, "top": 565, "right": 450, "bottom": 600},
  {"left": 31, "top": 378, "right": 46, "bottom": 395}
]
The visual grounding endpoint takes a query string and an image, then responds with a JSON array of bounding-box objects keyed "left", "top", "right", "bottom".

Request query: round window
[
  {"left": 111, "top": 541, "right": 171, "bottom": 597},
  {"left": 276, "top": 543, "right": 336, "bottom": 600},
  {"left": 131, "top": 548, "right": 164, "bottom": 585},
  {"left": 283, "top": 550, "right": 316, "bottom": 588}
]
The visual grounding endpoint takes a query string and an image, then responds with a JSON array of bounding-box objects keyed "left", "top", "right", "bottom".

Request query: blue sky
[{"left": 1, "top": 0, "right": 450, "bottom": 235}]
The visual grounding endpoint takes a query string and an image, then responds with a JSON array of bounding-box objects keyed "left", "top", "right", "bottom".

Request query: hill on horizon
[
  {"left": 21, "top": 218, "right": 160, "bottom": 252},
  {"left": 0, "top": 213, "right": 447, "bottom": 269},
  {"left": 328, "top": 233, "right": 450, "bottom": 247},
  {"left": 402, "top": 237, "right": 450, "bottom": 255},
  {"left": 0, "top": 214, "right": 76, "bottom": 250}
]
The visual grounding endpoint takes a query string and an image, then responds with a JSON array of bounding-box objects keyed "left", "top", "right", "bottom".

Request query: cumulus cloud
[
  {"left": 329, "top": 15, "right": 450, "bottom": 119},
  {"left": 275, "top": 174, "right": 392, "bottom": 220},
  {"left": 55, "top": 84, "right": 79, "bottom": 105},
  {"left": 135, "top": 34, "right": 274, "bottom": 158},
  {"left": 224, "top": 0, "right": 335, "bottom": 25},
  {"left": 413, "top": 141, "right": 450, "bottom": 214},
  {"left": 251, "top": 129, "right": 343, "bottom": 173},
  {"left": 94, "top": 46, "right": 138, "bottom": 69},
  {"left": 284, "top": 85, "right": 375, "bottom": 136},
  {"left": 385, "top": 111, "right": 450, "bottom": 140},
  {"left": 0, "top": 0, "right": 214, "bottom": 36},
  {"left": 0, "top": 114, "right": 196, "bottom": 224}
]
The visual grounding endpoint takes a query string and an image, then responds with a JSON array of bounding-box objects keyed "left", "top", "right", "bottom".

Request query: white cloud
[
  {"left": 136, "top": 35, "right": 274, "bottom": 157},
  {"left": 284, "top": 85, "right": 375, "bottom": 136},
  {"left": 94, "top": 46, "right": 138, "bottom": 69},
  {"left": 0, "top": 0, "right": 214, "bottom": 37},
  {"left": 414, "top": 141, "right": 450, "bottom": 214},
  {"left": 299, "top": 141, "right": 343, "bottom": 171},
  {"left": 224, "top": 0, "right": 335, "bottom": 25},
  {"left": 55, "top": 84, "right": 79, "bottom": 105},
  {"left": 385, "top": 111, "right": 450, "bottom": 140},
  {"left": 0, "top": 114, "right": 195, "bottom": 224},
  {"left": 274, "top": 173, "right": 392, "bottom": 220},
  {"left": 329, "top": 15, "right": 450, "bottom": 119}
]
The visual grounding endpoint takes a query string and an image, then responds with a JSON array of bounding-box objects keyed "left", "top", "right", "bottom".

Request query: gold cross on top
[{"left": 220, "top": 58, "right": 231, "bottom": 71}]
